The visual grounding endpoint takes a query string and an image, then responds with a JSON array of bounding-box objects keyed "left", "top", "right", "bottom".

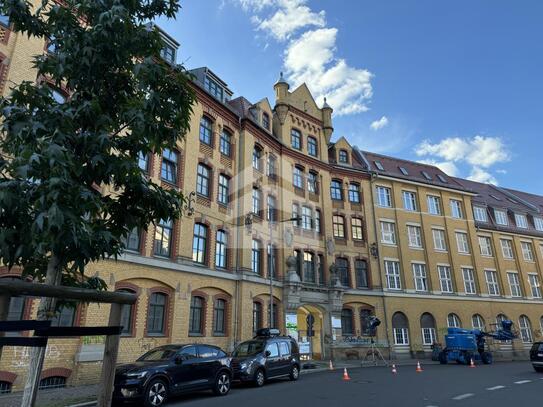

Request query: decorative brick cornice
[{"left": 40, "top": 367, "right": 72, "bottom": 380}]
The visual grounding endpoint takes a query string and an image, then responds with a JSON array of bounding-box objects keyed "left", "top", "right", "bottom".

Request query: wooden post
[
  {"left": 97, "top": 303, "right": 122, "bottom": 407},
  {"left": 0, "top": 293, "right": 11, "bottom": 362}
]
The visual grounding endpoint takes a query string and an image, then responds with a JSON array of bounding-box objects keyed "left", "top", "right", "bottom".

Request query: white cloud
[
  {"left": 235, "top": 0, "right": 373, "bottom": 115},
  {"left": 370, "top": 116, "right": 389, "bottom": 131},
  {"left": 415, "top": 135, "right": 510, "bottom": 184},
  {"left": 417, "top": 159, "right": 459, "bottom": 177},
  {"left": 468, "top": 167, "right": 498, "bottom": 185}
]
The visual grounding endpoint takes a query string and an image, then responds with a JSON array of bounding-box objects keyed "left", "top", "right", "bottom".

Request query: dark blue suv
[{"left": 113, "top": 344, "right": 232, "bottom": 406}]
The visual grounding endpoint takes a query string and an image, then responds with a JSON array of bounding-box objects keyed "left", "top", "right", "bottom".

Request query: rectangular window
[
  {"left": 528, "top": 274, "right": 542, "bottom": 298},
  {"left": 438, "top": 265, "right": 453, "bottom": 293},
  {"left": 336, "top": 258, "right": 350, "bottom": 287},
  {"left": 394, "top": 328, "right": 409, "bottom": 345},
  {"left": 462, "top": 267, "right": 476, "bottom": 294},
  {"left": 478, "top": 236, "right": 493, "bottom": 256},
  {"left": 351, "top": 218, "right": 364, "bottom": 240},
  {"left": 138, "top": 152, "right": 149, "bottom": 172},
  {"left": 432, "top": 229, "right": 447, "bottom": 251},
  {"left": 348, "top": 183, "right": 361, "bottom": 203},
  {"left": 251, "top": 240, "right": 261, "bottom": 274},
  {"left": 333, "top": 215, "right": 345, "bottom": 238},
  {"left": 161, "top": 148, "right": 178, "bottom": 184},
  {"left": 267, "top": 244, "right": 277, "bottom": 279},
  {"left": 192, "top": 223, "right": 207, "bottom": 264},
  {"left": 293, "top": 166, "right": 304, "bottom": 189},
  {"left": 500, "top": 239, "right": 514, "bottom": 259},
  {"left": 267, "top": 154, "right": 276, "bottom": 177},
  {"left": 412, "top": 263, "right": 427, "bottom": 291},
  {"left": 292, "top": 204, "right": 300, "bottom": 227},
  {"left": 407, "top": 225, "right": 422, "bottom": 248},
  {"left": 147, "top": 293, "right": 166, "bottom": 335},
  {"left": 215, "top": 230, "right": 227, "bottom": 268},
  {"left": 485, "top": 270, "right": 500, "bottom": 296},
  {"left": 307, "top": 136, "right": 317, "bottom": 157},
  {"left": 422, "top": 328, "right": 437, "bottom": 345},
  {"left": 303, "top": 252, "right": 315, "bottom": 283},
  {"left": 427, "top": 196, "right": 441, "bottom": 215},
  {"left": 534, "top": 217, "right": 543, "bottom": 231},
  {"left": 377, "top": 186, "right": 392, "bottom": 207},
  {"left": 330, "top": 180, "right": 343, "bottom": 200},
  {"left": 473, "top": 206, "right": 487, "bottom": 222},
  {"left": 267, "top": 195, "right": 277, "bottom": 222},
  {"left": 402, "top": 191, "right": 417, "bottom": 211},
  {"left": 154, "top": 219, "right": 173, "bottom": 257},
  {"left": 515, "top": 213, "right": 528, "bottom": 228},
  {"left": 380, "top": 221, "right": 396, "bottom": 244},
  {"left": 301, "top": 206, "right": 312, "bottom": 230},
  {"left": 307, "top": 172, "right": 318, "bottom": 193},
  {"left": 450, "top": 200, "right": 463, "bottom": 218},
  {"left": 217, "top": 174, "right": 229, "bottom": 205},
  {"left": 507, "top": 272, "right": 521, "bottom": 297},
  {"left": 384, "top": 261, "right": 401, "bottom": 290},
  {"left": 315, "top": 210, "right": 321, "bottom": 233},
  {"left": 291, "top": 129, "right": 301, "bottom": 150},
  {"left": 204, "top": 76, "right": 223, "bottom": 100},
  {"left": 125, "top": 227, "right": 140, "bottom": 252},
  {"left": 455, "top": 232, "right": 470, "bottom": 254},
  {"left": 160, "top": 44, "right": 176, "bottom": 64},
  {"left": 252, "top": 188, "right": 261, "bottom": 215},
  {"left": 199, "top": 117, "right": 212, "bottom": 145},
  {"left": 355, "top": 260, "right": 369, "bottom": 288},
  {"left": 494, "top": 209, "right": 508, "bottom": 225},
  {"left": 196, "top": 164, "right": 210, "bottom": 197},
  {"left": 219, "top": 130, "right": 231, "bottom": 156},
  {"left": 521, "top": 241, "right": 534, "bottom": 261}
]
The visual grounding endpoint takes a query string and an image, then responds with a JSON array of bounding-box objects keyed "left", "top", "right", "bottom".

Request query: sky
[{"left": 157, "top": 0, "right": 543, "bottom": 194}]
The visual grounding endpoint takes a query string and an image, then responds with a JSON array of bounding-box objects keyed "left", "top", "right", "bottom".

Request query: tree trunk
[{"left": 21, "top": 254, "right": 62, "bottom": 407}]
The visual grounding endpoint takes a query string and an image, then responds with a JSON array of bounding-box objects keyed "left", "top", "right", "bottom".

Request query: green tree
[{"left": 0, "top": 0, "right": 194, "bottom": 402}]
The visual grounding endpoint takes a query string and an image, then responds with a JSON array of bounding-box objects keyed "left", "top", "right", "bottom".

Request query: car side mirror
[{"left": 265, "top": 350, "right": 271, "bottom": 357}]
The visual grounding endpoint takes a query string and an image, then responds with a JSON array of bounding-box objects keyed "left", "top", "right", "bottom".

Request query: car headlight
[
  {"left": 125, "top": 371, "right": 148, "bottom": 379},
  {"left": 240, "top": 362, "right": 247, "bottom": 370}
]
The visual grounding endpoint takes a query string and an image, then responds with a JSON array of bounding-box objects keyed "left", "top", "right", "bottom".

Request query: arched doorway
[{"left": 287, "top": 305, "right": 325, "bottom": 360}]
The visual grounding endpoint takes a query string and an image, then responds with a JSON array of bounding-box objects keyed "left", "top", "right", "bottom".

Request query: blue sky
[{"left": 157, "top": 0, "right": 543, "bottom": 194}]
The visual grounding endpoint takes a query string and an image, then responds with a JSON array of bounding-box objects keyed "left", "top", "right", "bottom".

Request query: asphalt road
[{"left": 167, "top": 361, "right": 542, "bottom": 407}]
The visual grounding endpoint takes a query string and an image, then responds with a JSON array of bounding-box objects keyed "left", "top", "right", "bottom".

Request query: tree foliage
[{"left": 0, "top": 0, "right": 195, "bottom": 288}]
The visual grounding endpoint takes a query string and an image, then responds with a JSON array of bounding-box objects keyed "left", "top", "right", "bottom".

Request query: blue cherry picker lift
[{"left": 438, "top": 319, "right": 518, "bottom": 365}]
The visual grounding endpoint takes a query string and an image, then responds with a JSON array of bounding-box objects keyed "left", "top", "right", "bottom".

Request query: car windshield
[
  {"left": 233, "top": 340, "right": 265, "bottom": 357},
  {"left": 137, "top": 347, "right": 178, "bottom": 362}
]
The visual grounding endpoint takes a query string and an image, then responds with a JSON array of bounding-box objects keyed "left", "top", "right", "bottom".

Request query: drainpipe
[{"left": 232, "top": 115, "right": 243, "bottom": 347}]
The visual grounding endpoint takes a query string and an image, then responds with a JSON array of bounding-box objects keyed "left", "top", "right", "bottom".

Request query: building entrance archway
[{"left": 286, "top": 305, "right": 325, "bottom": 360}]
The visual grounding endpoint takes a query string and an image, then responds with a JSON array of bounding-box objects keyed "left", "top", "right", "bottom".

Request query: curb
[{"left": 65, "top": 402, "right": 97, "bottom": 407}]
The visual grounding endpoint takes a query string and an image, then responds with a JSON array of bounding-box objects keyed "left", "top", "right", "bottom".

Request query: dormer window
[
  {"left": 421, "top": 171, "right": 432, "bottom": 181},
  {"left": 338, "top": 150, "right": 348, "bottom": 163},
  {"left": 204, "top": 76, "right": 224, "bottom": 101},
  {"left": 262, "top": 113, "right": 270, "bottom": 130},
  {"left": 436, "top": 174, "right": 448, "bottom": 183},
  {"left": 399, "top": 166, "right": 409, "bottom": 176},
  {"left": 160, "top": 43, "right": 176, "bottom": 64}
]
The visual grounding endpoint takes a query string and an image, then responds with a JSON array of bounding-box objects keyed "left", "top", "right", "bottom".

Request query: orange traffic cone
[
  {"left": 329, "top": 360, "right": 334, "bottom": 370},
  {"left": 469, "top": 358, "right": 476, "bottom": 368},
  {"left": 416, "top": 361, "right": 423, "bottom": 372},
  {"left": 342, "top": 367, "right": 351, "bottom": 381},
  {"left": 391, "top": 364, "right": 397, "bottom": 374}
]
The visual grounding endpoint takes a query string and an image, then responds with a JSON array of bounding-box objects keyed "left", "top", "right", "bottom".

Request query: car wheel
[
  {"left": 254, "top": 369, "right": 265, "bottom": 387},
  {"left": 289, "top": 365, "right": 299, "bottom": 381},
  {"left": 481, "top": 352, "right": 493, "bottom": 365},
  {"left": 438, "top": 351, "right": 448, "bottom": 365},
  {"left": 213, "top": 371, "right": 231, "bottom": 396},
  {"left": 144, "top": 378, "right": 168, "bottom": 407}
]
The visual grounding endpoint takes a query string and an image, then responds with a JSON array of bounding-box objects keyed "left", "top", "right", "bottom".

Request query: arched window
[
  {"left": 447, "top": 313, "right": 461, "bottom": 328},
  {"left": 341, "top": 308, "right": 354, "bottom": 335},
  {"left": 392, "top": 312, "right": 409, "bottom": 345},
  {"left": 213, "top": 298, "right": 226, "bottom": 335},
  {"left": 253, "top": 302, "right": 263, "bottom": 332},
  {"left": 196, "top": 163, "right": 211, "bottom": 197},
  {"left": 189, "top": 296, "right": 205, "bottom": 335},
  {"left": 39, "top": 376, "right": 66, "bottom": 390},
  {"left": 192, "top": 223, "right": 208, "bottom": 264},
  {"left": 496, "top": 313, "right": 509, "bottom": 327},
  {"left": 199, "top": 116, "right": 212, "bottom": 145},
  {"left": 219, "top": 129, "right": 232, "bottom": 156},
  {"left": 251, "top": 239, "right": 261, "bottom": 275},
  {"left": 420, "top": 313, "right": 437, "bottom": 345},
  {"left": 472, "top": 314, "right": 485, "bottom": 331},
  {"left": 117, "top": 288, "right": 136, "bottom": 336},
  {"left": 519, "top": 315, "right": 533, "bottom": 343},
  {"left": 330, "top": 180, "right": 343, "bottom": 200},
  {"left": 215, "top": 230, "right": 227, "bottom": 269},
  {"left": 161, "top": 148, "right": 178, "bottom": 184},
  {"left": 307, "top": 136, "right": 318, "bottom": 157},
  {"left": 147, "top": 292, "right": 167, "bottom": 335},
  {"left": 360, "top": 309, "right": 373, "bottom": 336}
]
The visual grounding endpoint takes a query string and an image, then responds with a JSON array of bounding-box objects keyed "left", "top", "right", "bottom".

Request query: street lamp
[{"left": 268, "top": 215, "right": 301, "bottom": 330}]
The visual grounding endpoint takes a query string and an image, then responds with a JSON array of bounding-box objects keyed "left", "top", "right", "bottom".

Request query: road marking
[
  {"left": 486, "top": 385, "right": 505, "bottom": 391},
  {"left": 514, "top": 380, "right": 531, "bottom": 385},
  {"left": 452, "top": 393, "right": 474, "bottom": 400}
]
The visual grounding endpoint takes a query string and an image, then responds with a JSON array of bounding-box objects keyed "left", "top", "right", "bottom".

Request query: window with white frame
[
  {"left": 407, "top": 225, "right": 422, "bottom": 248},
  {"left": 402, "top": 191, "right": 417, "bottom": 211},
  {"left": 385, "top": 261, "right": 401, "bottom": 290},
  {"left": 427, "top": 195, "right": 441, "bottom": 215},
  {"left": 472, "top": 314, "right": 485, "bottom": 331},
  {"left": 515, "top": 213, "right": 528, "bottom": 228},
  {"left": 301, "top": 206, "right": 312, "bottom": 230},
  {"left": 432, "top": 229, "right": 447, "bottom": 251},
  {"left": 351, "top": 218, "right": 364, "bottom": 240},
  {"left": 412, "top": 263, "right": 428, "bottom": 291},
  {"left": 507, "top": 272, "right": 522, "bottom": 297},
  {"left": 394, "top": 328, "right": 409, "bottom": 345},
  {"left": 521, "top": 241, "right": 534, "bottom": 261},
  {"left": 455, "top": 232, "right": 470, "bottom": 254},
  {"left": 376, "top": 186, "right": 392, "bottom": 207},
  {"left": 500, "top": 239, "right": 514, "bottom": 259},
  {"left": 478, "top": 236, "right": 493, "bottom": 256},
  {"left": 528, "top": 274, "right": 542, "bottom": 298},
  {"left": 450, "top": 200, "right": 463, "bottom": 218},
  {"left": 485, "top": 270, "right": 500, "bottom": 296},
  {"left": 534, "top": 217, "right": 543, "bottom": 231},
  {"left": 462, "top": 268, "right": 477, "bottom": 294},
  {"left": 380, "top": 221, "right": 396, "bottom": 244},
  {"left": 494, "top": 209, "right": 508, "bottom": 225},
  {"left": 438, "top": 265, "right": 453, "bottom": 293},
  {"left": 422, "top": 327, "right": 437, "bottom": 345},
  {"left": 519, "top": 315, "right": 533, "bottom": 343},
  {"left": 473, "top": 206, "right": 488, "bottom": 222},
  {"left": 447, "top": 313, "right": 461, "bottom": 328},
  {"left": 392, "top": 312, "right": 409, "bottom": 345},
  {"left": 333, "top": 215, "right": 345, "bottom": 238}
]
